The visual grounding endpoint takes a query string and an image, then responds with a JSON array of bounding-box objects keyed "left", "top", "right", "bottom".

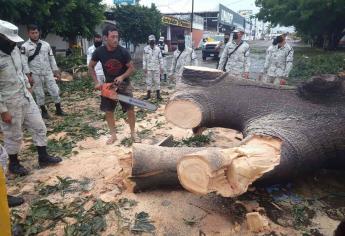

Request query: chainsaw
[{"left": 101, "top": 83, "right": 157, "bottom": 111}]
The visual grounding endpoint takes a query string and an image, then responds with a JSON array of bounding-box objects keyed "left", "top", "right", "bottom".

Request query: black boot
[
  {"left": 55, "top": 103, "right": 65, "bottom": 116},
  {"left": 164, "top": 74, "right": 167, "bottom": 82},
  {"left": 7, "top": 195, "right": 24, "bottom": 207},
  {"left": 37, "top": 146, "right": 62, "bottom": 167},
  {"left": 144, "top": 90, "right": 151, "bottom": 100},
  {"left": 40, "top": 105, "right": 50, "bottom": 119},
  {"left": 8, "top": 154, "right": 29, "bottom": 176},
  {"left": 156, "top": 90, "right": 162, "bottom": 100}
]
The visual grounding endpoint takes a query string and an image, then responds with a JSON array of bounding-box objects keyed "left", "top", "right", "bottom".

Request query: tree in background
[
  {"left": 255, "top": 0, "right": 345, "bottom": 49},
  {"left": 110, "top": 3, "right": 161, "bottom": 52},
  {"left": 0, "top": 0, "right": 105, "bottom": 46}
]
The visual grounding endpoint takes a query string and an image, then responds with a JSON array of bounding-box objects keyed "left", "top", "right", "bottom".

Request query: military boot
[
  {"left": 156, "top": 90, "right": 162, "bottom": 100},
  {"left": 55, "top": 103, "right": 66, "bottom": 116},
  {"left": 144, "top": 90, "right": 151, "bottom": 100},
  {"left": 37, "top": 146, "right": 62, "bottom": 167},
  {"left": 40, "top": 105, "right": 50, "bottom": 119},
  {"left": 7, "top": 195, "right": 24, "bottom": 207},
  {"left": 8, "top": 154, "right": 29, "bottom": 176}
]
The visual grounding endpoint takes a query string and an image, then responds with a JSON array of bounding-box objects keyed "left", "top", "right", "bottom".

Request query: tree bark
[
  {"left": 131, "top": 135, "right": 282, "bottom": 197},
  {"left": 131, "top": 67, "right": 345, "bottom": 196},
  {"left": 165, "top": 67, "right": 345, "bottom": 183},
  {"left": 130, "top": 144, "right": 216, "bottom": 192}
]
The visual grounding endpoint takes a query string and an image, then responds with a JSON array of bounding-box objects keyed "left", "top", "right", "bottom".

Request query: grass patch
[{"left": 289, "top": 50, "right": 345, "bottom": 85}]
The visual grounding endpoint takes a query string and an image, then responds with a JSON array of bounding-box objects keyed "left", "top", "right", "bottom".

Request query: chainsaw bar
[{"left": 118, "top": 94, "right": 157, "bottom": 111}]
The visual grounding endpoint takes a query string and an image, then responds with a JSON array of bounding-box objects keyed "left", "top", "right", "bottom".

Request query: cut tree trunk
[
  {"left": 165, "top": 67, "right": 345, "bottom": 184},
  {"left": 131, "top": 144, "right": 216, "bottom": 192},
  {"left": 131, "top": 67, "right": 345, "bottom": 196},
  {"left": 131, "top": 135, "right": 281, "bottom": 197}
]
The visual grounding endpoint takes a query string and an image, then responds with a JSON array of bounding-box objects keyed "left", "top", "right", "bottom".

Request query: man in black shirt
[{"left": 88, "top": 25, "right": 140, "bottom": 144}]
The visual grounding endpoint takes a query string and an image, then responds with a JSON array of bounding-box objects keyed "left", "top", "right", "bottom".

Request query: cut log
[
  {"left": 165, "top": 67, "right": 345, "bottom": 183},
  {"left": 130, "top": 135, "right": 281, "bottom": 197},
  {"left": 130, "top": 144, "right": 217, "bottom": 192},
  {"left": 177, "top": 135, "right": 282, "bottom": 197}
]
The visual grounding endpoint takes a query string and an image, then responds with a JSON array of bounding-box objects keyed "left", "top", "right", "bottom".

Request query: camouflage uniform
[
  {"left": 217, "top": 41, "right": 226, "bottom": 60},
  {"left": 21, "top": 39, "right": 61, "bottom": 106},
  {"left": 218, "top": 40, "right": 250, "bottom": 77},
  {"left": 87, "top": 45, "right": 105, "bottom": 84},
  {"left": 263, "top": 43, "right": 294, "bottom": 85},
  {"left": 0, "top": 46, "right": 47, "bottom": 155},
  {"left": 170, "top": 47, "right": 198, "bottom": 85},
  {"left": 158, "top": 40, "right": 169, "bottom": 76},
  {"left": 143, "top": 45, "right": 163, "bottom": 91}
]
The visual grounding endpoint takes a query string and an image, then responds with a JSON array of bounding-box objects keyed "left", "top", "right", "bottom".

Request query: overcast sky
[
  {"left": 104, "top": 0, "right": 260, "bottom": 14},
  {"left": 103, "top": 0, "right": 294, "bottom": 32},
  {"left": 139, "top": 0, "right": 260, "bottom": 14}
]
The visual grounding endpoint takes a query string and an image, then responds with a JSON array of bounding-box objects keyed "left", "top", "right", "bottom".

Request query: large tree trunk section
[
  {"left": 130, "top": 144, "right": 216, "bottom": 192},
  {"left": 165, "top": 67, "right": 345, "bottom": 184},
  {"left": 130, "top": 135, "right": 281, "bottom": 197}
]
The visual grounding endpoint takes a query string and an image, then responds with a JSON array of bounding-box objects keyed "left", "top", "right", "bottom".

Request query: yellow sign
[
  {"left": 0, "top": 168, "right": 11, "bottom": 236},
  {"left": 162, "top": 16, "right": 191, "bottom": 28}
]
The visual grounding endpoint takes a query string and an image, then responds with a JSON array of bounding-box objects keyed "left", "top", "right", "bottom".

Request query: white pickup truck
[{"left": 201, "top": 35, "right": 224, "bottom": 61}]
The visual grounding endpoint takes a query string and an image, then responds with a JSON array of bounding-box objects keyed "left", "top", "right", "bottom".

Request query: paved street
[{"left": 163, "top": 40, "right": 272, "bottom": 80}]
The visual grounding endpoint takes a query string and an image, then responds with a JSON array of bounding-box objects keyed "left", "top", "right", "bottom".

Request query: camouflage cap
[{"left": 0, "top": 19, "right": 24, "bottom": 42}]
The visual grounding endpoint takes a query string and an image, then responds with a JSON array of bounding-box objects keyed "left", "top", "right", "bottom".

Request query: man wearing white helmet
[
  {"left": 143, "top": 34, "right": 163, "bottom": 100},
  {"left": 218, "top": 26, "right": 250, "bottom": 79},
  {"left": 0, "top": 20, "right": 62, "bottom": 177},
  {"left": 158, "top": 36, "right": 168, "bottom": 82}
]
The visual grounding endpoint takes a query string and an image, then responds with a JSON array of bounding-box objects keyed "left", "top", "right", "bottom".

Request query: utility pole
[
  {"left": 191, "top": 0, "right": 194, "bottom": 47},
  {"left": 254, "top": 17, "right": 257, "bottom": 40}
]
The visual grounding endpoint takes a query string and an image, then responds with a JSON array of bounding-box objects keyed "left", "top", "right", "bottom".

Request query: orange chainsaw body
[{"left": 101, "top": 83, "right": 118, "bottom": 100}]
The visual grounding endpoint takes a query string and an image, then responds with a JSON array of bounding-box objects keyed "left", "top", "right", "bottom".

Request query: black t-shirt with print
[{"left": 91, "top": 45, "right": 131, "bottom": 83}]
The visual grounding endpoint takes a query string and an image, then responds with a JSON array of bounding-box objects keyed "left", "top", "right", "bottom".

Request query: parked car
[{"left": 201, "top": 35, "right": 224, "bottom": 61}]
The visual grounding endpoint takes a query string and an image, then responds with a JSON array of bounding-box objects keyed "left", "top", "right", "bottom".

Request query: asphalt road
[{"left": 163, "top": 40, "right": 275, "bottom": 80}]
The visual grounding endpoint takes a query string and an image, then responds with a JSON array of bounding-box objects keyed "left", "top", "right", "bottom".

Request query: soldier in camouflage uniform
[
  {"left": 218, "top": 27, "right": 250, "bottom": 79},
  {"left": 262, "top": 33, "right": 294, "bottom": 85},
  {"left": 21, "top": 24, "right": 65, "bottom": 119},
  {"left": 158, "top": 36, "right": 169, "bottom": 82},
  {"left": 0, "top": 20, "right": 62, "bottom": 177},
  {"left": 143, "top": 35, "right": 163, "bottom": 100},
  {"left": 215, "top": 32, "right": 230, "bottom": 68},
  {"left": 170, "top": 34, "right": 198, "bottom": 87}
]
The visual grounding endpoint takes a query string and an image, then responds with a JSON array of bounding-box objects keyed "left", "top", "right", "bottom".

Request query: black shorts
[{"left": 100, "top": 83, "right": 134, "bottom": 113}]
